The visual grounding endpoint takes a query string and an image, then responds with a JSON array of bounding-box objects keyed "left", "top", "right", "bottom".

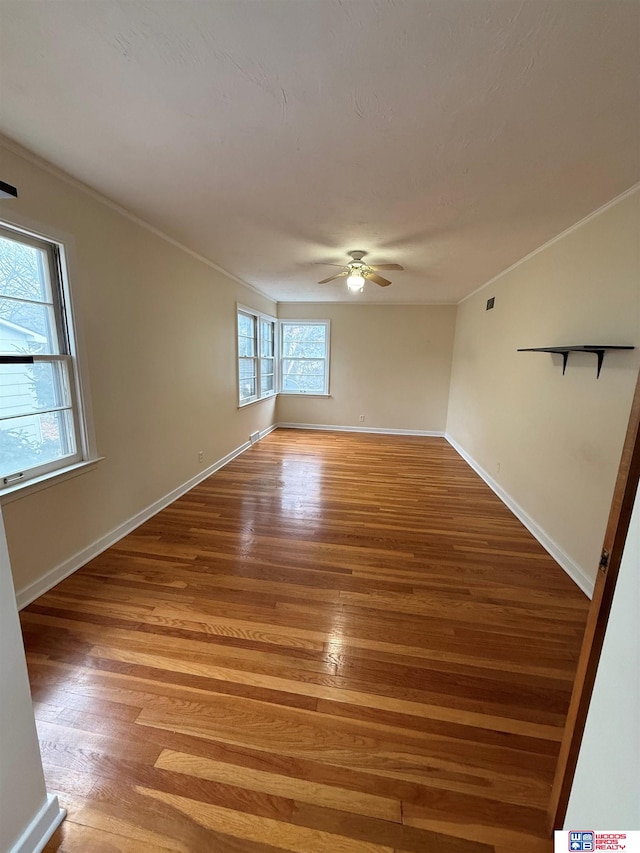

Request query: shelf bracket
[{"left": 594, "top": 349, "right": 605, "bottom": 379}]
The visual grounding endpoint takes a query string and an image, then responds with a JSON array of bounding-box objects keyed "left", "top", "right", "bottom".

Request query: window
[
  {"left": 280, "top": 320, "right": 330, "bottom": 395},
  {"left": 237, "top": 306, "right": 276, "bottom": 405},
  {"left": 260, "top": 318, "right": 275, "bottom": 396},
  {"left": 236, "top": 310, "right": 330, "bottom": 403},
  {"left": 0, "top": 224, "right": 86, "bottom": 488}
]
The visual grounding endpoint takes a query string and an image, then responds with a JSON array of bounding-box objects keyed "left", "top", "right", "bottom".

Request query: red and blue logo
[{"left": 569, "top": 833, "right": 595, "bottom": 851}]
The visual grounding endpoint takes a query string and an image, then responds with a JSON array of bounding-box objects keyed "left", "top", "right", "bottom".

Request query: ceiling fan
[{"left": 317, "top": 250, "right": 404, "bottom": 292}]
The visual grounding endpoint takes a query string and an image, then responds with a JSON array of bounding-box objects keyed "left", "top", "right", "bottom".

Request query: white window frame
[
  {"left": 0, "top": 217, "right": 97, "bottom": 497},
  {"left": 236, "top": 304, "right": 277, "bottom": 407},
  {"left": 279, "top": 319, "right": 331, "bottom": 396}
]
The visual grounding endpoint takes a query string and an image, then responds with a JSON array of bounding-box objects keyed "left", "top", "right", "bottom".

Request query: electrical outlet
[
  {"left": 496, "top": 461, "right": 501, "bottom": 473},
  {"left": 359, "top": 415, "right": 365, "bottom": 422},
  {"left": 198, "top": 450, "right": 204, "bottom": 463}
]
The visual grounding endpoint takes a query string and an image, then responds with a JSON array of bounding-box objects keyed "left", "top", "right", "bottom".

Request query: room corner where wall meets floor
[
  {"left": 446, "top": 187, "right": 640, "bottom": 593},
  {"left": 0, "top": 136, "right": 638, "bottom": 619}
]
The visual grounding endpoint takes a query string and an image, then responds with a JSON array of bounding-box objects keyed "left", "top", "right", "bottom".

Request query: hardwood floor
[{"left": 20, "top": 430, "right": 590, "bottom": 852}]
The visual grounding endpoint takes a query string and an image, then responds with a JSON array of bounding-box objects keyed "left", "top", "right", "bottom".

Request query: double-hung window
[
  {"left": 260, "top": 318, "right": 275, "bottom": 396},
  {"left": 0, "top": 223, "right": 86, "bottom": 488},
  {"left": 237, "top": 306, "right": 276, "bottom": 405},
  {"left": 236, "top": 309, "right": 330, "bottom": 403},
  {"left": 280, "top": 320, "right": 330, "bottom": 395}
]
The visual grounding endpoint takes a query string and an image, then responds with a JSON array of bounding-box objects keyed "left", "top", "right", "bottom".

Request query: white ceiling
[{"left": 0, "top": 1, "right": 638, "bottom": 304}]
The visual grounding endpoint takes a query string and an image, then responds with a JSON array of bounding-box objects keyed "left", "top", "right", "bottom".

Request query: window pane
[
  {"left": 260, "top": 320, "right": 274, "bottom": 357},
  {"left": 0, "top": 360, "right": 72, "bottom": 420},
  {"left": 282, "top": 358, "right": 325, "bottom": 376},
  {"left": 239, "top": 358, "right": 257, "bottom": 379},
  {"left": 282, "top": 323, "right": 326, "bottom": 344},
  {"left": 281, "top": 340, "right": 326, "bottom": 358},
  {"left": 0, "top": 409, "right": 77, "bottom": 478},
  {"left": 0, "top": 236, "right": 52, "bottom": 303},
  {"left": 238, "top": 313, "right": 255, "bottom": 338},
  {"left": 239, "top": 377, "right": 256, "bottom": 401},
  {"left": 261, "top": 374, "right": 274, "bottom": 394},
  {"left": 238, "top": 334, "right": 255, "bottom": 357},
  {"left": 281, "top": 373, "right": 325, "bottom": 393},
  {"left": 239, "top": 356, "right": 257, "bottom": 401},
  {"left": 0, "top": 300, "right": 59, "bottom": 353}
]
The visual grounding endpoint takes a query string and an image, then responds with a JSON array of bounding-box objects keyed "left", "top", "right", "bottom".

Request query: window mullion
[
  {"left": 255, "top": 321, "right": 261, "bottom": 399},
  {"left": 0, "top": 404, "right": 74, "bottom": 423},
  {"left": 0, "top": 293, "right": 55, "bottom": 307}
]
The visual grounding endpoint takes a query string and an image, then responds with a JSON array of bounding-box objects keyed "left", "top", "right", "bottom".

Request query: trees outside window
[
  {"left": 0, "top": 226, "right": 84, "bottom": 487},
  {"left": 236, "top": 311, "right": 330, "bottom": 403},
  {"left": 237, "top": 307, "right": 276, "bottom": 405},
  {"left": 280, "top": 321, "right": 330, "bottom": 395}
]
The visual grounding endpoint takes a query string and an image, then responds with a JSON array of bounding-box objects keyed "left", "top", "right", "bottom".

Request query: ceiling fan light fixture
[{"left": 346, "top": 272, "right": 365, "bottom": 292}]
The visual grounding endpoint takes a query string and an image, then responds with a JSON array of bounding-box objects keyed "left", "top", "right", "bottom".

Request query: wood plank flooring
[{"left": 20, "top": 430, "right": 590, "bottom": 852}]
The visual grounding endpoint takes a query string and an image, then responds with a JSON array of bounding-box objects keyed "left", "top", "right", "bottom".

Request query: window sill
[
  {"left": 238, "top": 394, "right": 276, "bottom": 409},
  {"left": 0, "top": 457, "right": 104, "bottom": 505},
  {"left": 238, "top": 392, "right": 331, "bottom": 408}
]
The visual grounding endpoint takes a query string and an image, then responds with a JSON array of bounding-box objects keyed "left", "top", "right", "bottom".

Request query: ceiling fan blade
[
  {"left": 366, "top": 272, "right": 392, "bottom": 287},
  {"left": 318, "top": 272, "right": 347, "bottom": 284},
  {"left": 371, "top": 263, "right": 404, "bottom": 271},
  {"left": 313, "top": 262, "right": 348, "bottom": 267}
]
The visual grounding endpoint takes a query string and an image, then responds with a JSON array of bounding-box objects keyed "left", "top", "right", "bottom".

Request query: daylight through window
[
  {"left": 280, "top": 320, "right": 330, "bottom": 395},
  {"left": 237, "top": 306, "right": 277, "bottom": 405},
  {"left": 0, "top": 224, "right": 84, "bottom": 487}
]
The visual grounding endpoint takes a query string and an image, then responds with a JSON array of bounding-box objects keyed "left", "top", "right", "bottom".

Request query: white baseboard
[
  {"left": 258, "top": 424, "right": 279, "bottom": 440},
  {"left": 16, "top": 425, "right": 277, "bottom": 609},
  {"left": 10, "top": 793, "right": 65, "bottom": 853},
  {"left": 276, "top": 422, "right": 444, "bottom": 437},
  {"left": 445, "top": 434, "right": 594, "bottom": 598}
]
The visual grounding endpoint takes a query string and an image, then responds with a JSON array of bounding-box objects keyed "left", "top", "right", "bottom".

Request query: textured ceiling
[{"left": 0, "top": 0, "right": 638, "bottom": 303}]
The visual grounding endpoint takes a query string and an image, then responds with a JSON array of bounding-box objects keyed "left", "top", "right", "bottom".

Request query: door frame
[{"left": 548, "top": 367, "right": 640, "bottom": 829}]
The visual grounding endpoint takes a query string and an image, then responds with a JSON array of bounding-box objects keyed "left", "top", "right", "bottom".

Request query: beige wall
[
  {"left": 447, "top": 189, "right": 640, "bottom": 585},
  {"left": 1, "top": 140, "right": 637, "bottom": 601},
  {"left": 276, "top": 303, "right": 456, "bottom": 433},
  {"left": 0, "top": 143, "right": 276, "bottom": 596}
]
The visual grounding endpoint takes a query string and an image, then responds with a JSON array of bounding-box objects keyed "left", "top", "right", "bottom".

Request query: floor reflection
[{"left": 278, "top": 455, "right": 324, "bottom": 519}]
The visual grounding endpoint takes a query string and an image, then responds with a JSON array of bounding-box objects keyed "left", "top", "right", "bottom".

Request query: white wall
[
  {"left": 564, "top": 481, "right": 640, "bottom": 828},
  {"left": 447, "top": 188, "right": 640, "bottom": 590},
  {"left": 0, "top": 508, "right": 64, "bottom": 853}
]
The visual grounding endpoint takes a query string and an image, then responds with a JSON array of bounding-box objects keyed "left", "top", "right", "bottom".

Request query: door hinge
[{"left": 599, "top": 549, "right": 610, "bottom": 573}]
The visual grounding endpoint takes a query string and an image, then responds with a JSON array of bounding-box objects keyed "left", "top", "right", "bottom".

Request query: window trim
[
  {"left": 236, "top": 304, "right": 278, "bottom": 407},
  {"left": 0, "top": 214, "right": 98, "bottom": 495},
  {"left": 279, "top": 319, "right": 331, "bottom": 396}
]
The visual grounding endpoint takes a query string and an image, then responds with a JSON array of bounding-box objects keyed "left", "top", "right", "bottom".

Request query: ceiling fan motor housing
[{"left": 317, "top": 250, "right": 398, "bottom": 287}]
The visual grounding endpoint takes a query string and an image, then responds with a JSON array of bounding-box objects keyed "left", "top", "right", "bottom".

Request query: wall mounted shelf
[{"left": 517, "top": 345, "right": 635, "bottom": 378}]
